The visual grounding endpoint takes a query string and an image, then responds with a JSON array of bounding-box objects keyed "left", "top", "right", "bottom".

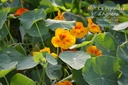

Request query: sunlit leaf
[
  {"left": 113, "top": 22, "right": 128, "bottom": 31},
  {"left": 0, "top": 62, "right": 18, "bottom": 78},
  {"left": 82, "top": 56, "right": 120, "bottom": 85},
  {"left": 95, "top": 32, "right": 118, "bottom": 56},
  {"left": 10, "top": 73, "right": 36, "bottom": 85},
  {"left": 19, "top": 9, "right": 46, "bottom": 29},
  {"left": 45, "top": 19, "right": 76, "bottom": 31},
  {"left": 59, "top": 51, "right": 91, "bottom": 70}
]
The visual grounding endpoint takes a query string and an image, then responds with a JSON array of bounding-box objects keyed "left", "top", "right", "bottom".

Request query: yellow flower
[
  {"left": 51, "top": 53, "right": 58, "bottom": 58},
  {"left": 87, "top": 18, "right": 101, "bottom": 33},
  {"left": 52, "top": 28, "right": 76, "bottom": 49},
  {"left": 40, "top": 47, "right": 50, "bottom": 54},
  {"left": 70, "top": 22, "right": 88, "bottom": 38},
  {"left": 86, "top": 45, "right": 102, "bottom": 56},
  {"left": 39, "top": 47, "right": 58, "bottom": 58},
  {"left": 54, "top": 10, "right": 65, "bottom": 20},
  {"left": 56, "top": 80, "right": 72, "bottom": 85}
]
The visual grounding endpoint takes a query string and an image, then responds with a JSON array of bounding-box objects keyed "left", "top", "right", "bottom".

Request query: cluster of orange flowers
[
  {"left": 33, "top": 47, "right": 58, "bottom": 58},
  {"left": 51, "top": 10, "right": 102, "bottom": 56}
]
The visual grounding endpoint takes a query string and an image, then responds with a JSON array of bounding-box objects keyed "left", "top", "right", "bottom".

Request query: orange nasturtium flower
[
  {"left": 14, "top": 8, "right": 28, "bottom": 16},
  {"left": 86, "top": 45, "right": 102, "bottom": 56},
  {"left": 40, "top": 47, "right": 50, "bottom": 54},
  {"left": 70, "top": 22, "right": 88, "bottom": 38},
  {"left": 54, "top": 10, "right": 65, "bottom": 20},
  {"left": 87, "top": 18, "right": 101, "bottom": 33},
  {"left": 56, "top": 80, "right": 72, "bottom": 85},
  {"left": 52, "top": 28, "right": 76, "bottom": 49}
]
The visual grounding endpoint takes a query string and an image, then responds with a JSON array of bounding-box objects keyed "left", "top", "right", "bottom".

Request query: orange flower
[
  {"left": 86, "top": 45, "right": 102, "bottom": 56},
  {"left": 14, "top": 8, "right": 28, "bottom": 16},
  {"left": 40, "top": 47, "right": 50, "bottom": 54},
  {"left": 52, "top": 28, "right": 76, "bottom": 49},
  {"left": 51, "top": 53, "right": 58, "bottom": 58},
  {"left": 56, "top": 80, "right": 72, "bottom": 85},
  {"left": 70, "top": 22, "right": 88, "bottom": 38},
  {"left": 87, "top": 18, "right": 101, "bottom": 33},
  {"left": 54, "top": 10, "right": 65, "bottom": 20}
]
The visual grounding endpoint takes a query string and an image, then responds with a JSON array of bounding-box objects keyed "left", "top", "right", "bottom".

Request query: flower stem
[
  {"left": 60, "top": 74, "right": 72, "bottom": 82},
  {"left": 89, "top": 33, "right": 97, "bottom": 46},
  {"left": 21, "top": 0, "right": 23, "bottom": 8},
  {"left": 5, "top": 23, "right": 15, "bottom": 44},
  {"left": 125, "top": 32, "right": 128, "bottom": 42},
  {"left": 4, "top": 76, "right": 9, "bottom": 85},
  {"left": 35, "top": 22, "right": 45, "bottom": 47}
]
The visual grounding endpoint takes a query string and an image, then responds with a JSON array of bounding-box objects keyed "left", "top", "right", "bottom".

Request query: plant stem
[
  {"left": 125, "top": 32, "right": 128, "bottom": 42},
  {"left": 60, "top": 74, "right": 72, "bottom": 82},
  {"left": 89, "top": 33, "right": 97, "bottom": 46},
  {"left": 35, "top": 22, "right": 45, "bottom": 47},
  {"left": 5, "top": 23, "right": 15, "bottom": 44},
  {"left": 4, "top": 76, "right": 9, "bottom": 85},
  {"left": 36, "top": 66, "right": 42, "bottom": 82},
  {"left": 21, "top": 0, "right": 23, "bottom": 8}
]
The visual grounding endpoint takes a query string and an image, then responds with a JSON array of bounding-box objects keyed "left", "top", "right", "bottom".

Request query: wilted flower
[
  {"left": 52, "top": 28, "right": 76, "bottom": 49},
  {"left": 87, "top": 18, "right": 101, "bottom": 33},
  {"left": 54, "top": 10, "right": 65, "bottom": 20},
  {"left": 56, "top": 80, "right": 72, "bottom": 85},
  {"left": 14, "top": 8, "right": 28, "bottom": 16},
  {"left": 86, "top": 45, "right": 102, "bottom": 56},
  {"left": 70, "top": 22, "right": 88, "bottom": 38}
]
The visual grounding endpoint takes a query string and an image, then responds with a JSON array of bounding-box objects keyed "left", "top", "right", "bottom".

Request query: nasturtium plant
[
  {"left": 0, "top": 0, "right": 128, "bottom": 85},
  {"left": 19, "top": 9, "right": 46, "bottom": 29},
  {"left": 59, "top": 51, "right": 91, "bottom": 70},
  {"left": 82, "top": 56, "right": 120, "bottom": 85},
  {"left": 0, "top": 8, "right": 10, "bottom": 29},
  {"left": 95, "top": 32, "right": 118, "bottom": 56},
  {"left": 10, "top": 73, "right": 36, "bottom": 85}
]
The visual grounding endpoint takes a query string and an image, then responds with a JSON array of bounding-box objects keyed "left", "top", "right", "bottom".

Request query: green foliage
[
  {"left": 19, "top": 9, "right": 46, "bottom": 29},
  {"left": 95, "top": 33, "right": 118, "bottom": 56},
  {"left": 10, "top": 73, "right": 36, "bottom": 85},
  {"left": 82, "top": 56, "right": 120, "bottom": 85},
  {"left": 59, "top": 51, "right": 91, "bottom": 70}
]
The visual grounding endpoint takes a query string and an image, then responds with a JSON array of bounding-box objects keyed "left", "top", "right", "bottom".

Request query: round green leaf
[
  {"left": 19, "top": 9, "right": 46, "bottom": 29},
  {"left": 17, "top": 56, "right": 38, "bottom": 70},
  {"left": 120, "top": 65, "right": 128, "bottom": 78},
  {"left": 46, "top": 64, "right": 62, "bottom": 80},
  {"left": 59, "top": 51, "right": 91, "bottom": 70},
  {"left": 0, "top": 8, "right": 9, "bottom": 29},
  {"left": 95, "top": 32, "right": 118, "bottom": 56},
  {"left": 25, "top": 21, "right": 49, "bottom": 37},
  {"left": 117, "top": 42, "right": 128, "bottom": 64},
  {"left": 46, "top": 54, "right": 57, "bottom": 65},
  {"left": 0, "top": 62, "right": 17, "bottom": 78},
  {"left": 45, "top": 19, "right": 76, "bottom": 31},
  {"left": 2, "top": 46, "right": 25, "bottom": 62},
  {"left": 82, "top": 56, "right": 120, "bottom": 85},
  {"left": 10, "top": 73, "right": 36, "bottom": 85}
]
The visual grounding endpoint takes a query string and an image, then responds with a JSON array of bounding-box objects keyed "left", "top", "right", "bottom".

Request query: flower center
[{"left": 59, "top": 34, "right": 66, "bottom": 40}]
